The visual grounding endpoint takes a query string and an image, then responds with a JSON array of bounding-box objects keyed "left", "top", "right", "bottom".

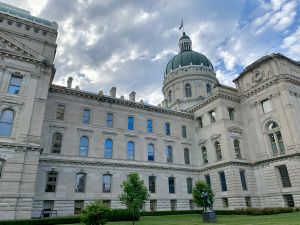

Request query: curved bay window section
[
  {"left": 185, "top": 83, "right": 192, "bottom": 98},
  {"left": 266, "top": 122, "right": 285, "bottom": 155},
  {"left": 0, "top": 109, "right": 14, "bottom": 137},
  {"left": 79, "top": 136, "right": 89, "bottom": 156},
  {"left": 215, "top": 141, "right": 222, "bottom": 161},
  {"left": 51, "top": 133, "right": 62, "bottom": 154}
]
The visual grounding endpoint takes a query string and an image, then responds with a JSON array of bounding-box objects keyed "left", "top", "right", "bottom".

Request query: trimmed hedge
[
  {"left": 234, "top": 207, "right": 294, "bottom": 215},
  {"left": 0, "top": 216, "right": 80, "bottom": 225},
  {"left": 107, "top": 209, "right": 140, "bottom": 222}
]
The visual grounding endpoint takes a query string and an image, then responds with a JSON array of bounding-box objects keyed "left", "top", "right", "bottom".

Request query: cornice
[
  {"left": 0, "top": 141, "right": 42, "bottom": 152},
  {"left": 49, "top": 85, "right": 194, "bottom": 120}
]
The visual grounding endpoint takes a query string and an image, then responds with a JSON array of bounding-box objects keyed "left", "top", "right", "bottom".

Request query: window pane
[
  {"left": 240, "top": 170, "right": 247, "bottom": 191},
  {"left": 0, "top": 109, "right": 14, "bottom": 137},
  {"left": 51, "top": 133, "right": 62, "bottom": 154},
  {"left": 127, "top": 141, "right": 135, "bottom": 160},
  {"left": 166, "top": 146, "right": 173, "bottom": 163},
  {"left": 205, "top": 175, "right": 211, "bottom": 188},
  {"left": 277, "top": 165, "right": 291, "bottom": 188},
  {"left": 0, "top": 159, "right": 5, "bottom": 178},
  {"left": 187, "top": 178, "right": 193, "bottom": 194},
  {"left": 228, "top": 108, "right": 234, "bottom": 120},
  {"left": 202, "top": 147, "right": 208, "bottom": 164},
  {"left": 82, "top": 109, "right": 90, "bottom": 125},
  {"left": 148, "top": 144, "right": 154, "bottom": 161},
  {"left": 215, "top": 141, "right": 222, "bottom": 160},
  {"left": 206, "top": 84, "right": 211, "bottom": 94},
  {"left": 182, "top": 126, "right": 187, "bottom": 138},
  {"left": 276, "top": 131, "right": 285, "bottom": 154},
  {"left": 128, "top": 117, "right": 134, "bottom": 130},
  {"left": 185, "top": 83, "right": 192, "bottom": 97},
  {"left": 8, "top": 75, "right": 22, "bottom": 94},
  {"left": 269, "top": 133, "right": 278, "bottom": 155},
  {"left": 79, "top": 136, "right": 89, "bottom": 156},
  {"left": 234, "top": 139, "right": 241, "bottom": 159},
  {"left": 147, "top": 119, "right": 153, "bottom": 133},
  {"left": 184, "top": 148, "right": 190, "bottom": 164},
  {"left": 165, "top": 122, "right": 170, "bottom": 136},
  {"left": 262, "top": 99, "right": 272, "bottom": 113},
  {"left": 45, "top": 171, "right": 58, "bottom": 192},
  {"left": 56, "top": 105, "right": 65, "bottom": 120},
  {"left": 149, "top": 176, "right": 156, "bottom": 193},
  {"left": 198, "top": 117, "right": 203, "bottom": 128},
  {"left": 168, "top": 177, "right": 175, "bottom": 193},
  {"left": 103, "top": 175, "right": 111, "bottom": 192},
  {"left": 283, "top": 195, "right": 294, "bottom": 207},
  {"left": 168, "top": 90, "right": 172, "bottom": 103},
  {"left": 219, "top": 172, "right": 227, "bottom": 191},
  {"left": 75, "top": 173, "right": 86, "bottom": 193},
  {"left": 104, "top": 139, "right": 113, "bottom": 159},
  {"left": 106, "top": 113, "right": 113, "bottom": 128}
]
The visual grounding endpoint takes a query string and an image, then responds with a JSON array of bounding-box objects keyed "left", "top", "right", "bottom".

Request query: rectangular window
[
  {"left": 184, "top": 148, "right": 190, "bottom": 164},
  {"left": 43, "top": 200, "right": 54, "bottom": 217},
  {"left": 56, "top": 104, "right": 65, "bottom": 120},
  {"left": 187, "top": 178, "right": 193, "bottom": 194},
  {"left": 166, "top": 146, "right": 173, "bottom": 163},
  {"left": 205, "top": 174, "right": 211, "bottom": 188},
  {"left": 74, "top": 200, "right": 84, "bottom": 214},
  {"left": 219, "top": 171, "right": 227, "bottom": 192},
  {"left": 222, "top": 198, "right": 229, "bottom": 208},
  {"left": 106, "top": 113, "right": 113, "bottom": 128},
  {"left": 277, "top": 165, "right": 291, "bottom": 188},
  {"left": 75, "top": 173, "right": 86, "bottom": 193},
  {"left": 168, "top": 177, "right": 175, "bottom": 194},
  {"left": 262, "top": 99, "right": 272, "bottom": 113},
  {"left": 165, "top": 122, "right": 171, "bottom": 136},
  {"left": 245, "top": 197, "right": 252, "bottom": 208},
  {"left": 8, "top": 74, "right": 22, "bottom": 94},
  {"left": 283, "top": 194, "right": 295, "bottom": 207},
  {"left": 45, "top": 171, "right": 58, "bottom": 192},
  {"left": 240, "top": 170, "right": 248, "bottom": 191},
  {"left": 170, "top": 199, "right": 177, "bottom": 211},
  {"left": 150, "top": 200, "right": 157, "bottom": 212},
  {"left": 147, "top": 119, "right": 153, "bottom": 133},
  {"left": 182, "top": 126, "right": 187, "bottom": 138},
  {"left": 103, "top": 174, "right": 112, "bottom": 193},
  {"left": 208, "top": 110, "right": 216, "bottom": 123},
  {"left": 82, "top": 109, "right": 91, "bottom": 125},
  {"left": 197, "top": 116, "right": 203, "bottom": 128},
  {"left": 149, "top": 176, "right": 156, "bottom": 193},
  {"left": 128, "top": 116, "right": 134, "bottom": 130},
  {"left": 228, "top": 108, "right": 235, "bottom": 120}
]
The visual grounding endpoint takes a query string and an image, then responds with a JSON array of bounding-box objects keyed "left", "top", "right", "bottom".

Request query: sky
[{"left": 3, "top": 0, "right": 300, "bottom": 105}]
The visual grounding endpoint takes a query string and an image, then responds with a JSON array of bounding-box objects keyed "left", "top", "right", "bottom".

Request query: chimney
[
  {"left": 67, "top": 77, "right": 73, "bottom": 88},
  {"left": 110, "top": 87, "right": 116, "bottom": 98},
  {"left": 129, "top": 91, "right": 136, "bottom": 102}
]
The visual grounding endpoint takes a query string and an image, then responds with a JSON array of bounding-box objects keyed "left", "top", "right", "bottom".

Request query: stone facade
[{"left": 0, "top": 3, "right": 300, "bottom": 220}]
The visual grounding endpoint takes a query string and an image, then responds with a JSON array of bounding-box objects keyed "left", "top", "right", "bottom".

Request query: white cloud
[{"left": 281, "top": 27, "right": 300, "bottom": 59}]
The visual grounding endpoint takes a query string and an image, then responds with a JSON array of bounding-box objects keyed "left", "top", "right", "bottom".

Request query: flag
[{"left": 179, "top": 20, "right": 183, "bottom": 30}]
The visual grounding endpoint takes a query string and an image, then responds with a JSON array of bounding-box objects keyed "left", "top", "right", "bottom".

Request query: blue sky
[{"left": 4, "top": 0, "right": 300, "bottom": 104}]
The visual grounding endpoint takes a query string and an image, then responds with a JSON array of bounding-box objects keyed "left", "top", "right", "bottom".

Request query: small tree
[
  {"left": 192, "top": 180, "right": 214, "bottom": 209},
  {"left": 80, "top": 200, "right": 110, "bottom": 225},
  {"left": 119, "top": 172, "right": 150, "bottom": 225}
]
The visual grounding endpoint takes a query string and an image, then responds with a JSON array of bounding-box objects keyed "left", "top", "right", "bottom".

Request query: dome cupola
[{"left": 179, "top": 32, "right": 192, "bottom": 51}]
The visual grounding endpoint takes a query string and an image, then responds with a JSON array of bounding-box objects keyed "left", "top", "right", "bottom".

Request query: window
[
  {"left": 222, "top": 198, "right": 229, "bottom": 208},
  {"left": 56, "top": 104, "right": 65, "bottom": 120},
  {"left": 206, "top": 83, "right": 211, "bottom": 94},
  {"left": 147, "top": 144, "right": 155, "bottom": 161},
  {"left": 184, "top": 148, "right": 190, "bottom": 164},
  {"left": 74, "top": 200, "right": 84, "bottom": 214},
  {"left": 128, "top": 116, "right": 134, "bottom": 130},
  {"left": 185, "top": 83, "right": 192, "bottom": 97},
  {"left": 149, "top": 176, "right": 156, "bottom": 193},
  {"left": 245, "top": 197, "right": 252, "bottom": 208},
  {"left": 8, "top": 74, "right": 22, "bottom": 94},
  {"left": 0, "top": 109, "right": 14, "bottom": 137},
  {"left": 182, "top": 126, "right": 187, "bottom": 138},
  {"left": 168, "top": 90, "right": 172, "bottom": 103},
  {"left": 215, "top": 141, "right": 222, "bottom": 161},
  {"left": 103, "top": 174, "right": 112, "bottom": 193},
  {"left": 170, "top": 200, "right": 177, "bottom": 211},
  {"left": 104, "top": 139, "right": 113, "bottom": 159},
  {"left": 189, "top": 200, "right": 194, "bottom": 210},
  {"left": 75, "top": 173, "right": 86, "bottom": 193},
  {"left": 283, "top": 195, "right": 295, "bottom": 207},
  {"left": 234, "top": 139, "right": 242, "bottom": 159},
  {"left": 51, "top": 133, "right": 62, "bottom": 154},
  {"left": 202, "top": 146, "right": 208, "bottom": 164},
  {"left": 166, "top": 146, "right": 173, "bottom": 163},
  {"left": 147, "top": 119, "right": 153, "bottom": 133},
  {"left": 82, "top": 109, "right": 90, "bottom": 125},
  {"left": 208, "top": 110, "right": 216, "bottom": 123},
  {"left": 228, "top": 108, "right": 234, "bottom": 120},
  {"left": 240, "top": 170, "right": 247, "bottom": 191},
  {"left": 45, "top": 171, "right": 58, "bottom": 192},
  {"left": 262, "top": 99, "right": 272, "bottom": 113},
  {"left": 0, "top": 159, "right": 5, "bottom": 179},
  {"left": 127, "top": 141, "right": 135, "bottom": 160},
  {"left": 219, "top": 171, "right": 227, "bottom": 191},
  {"left": 106, "top": 112, "right": 113, "bottom": 128},
  {"left": 205, "top": 174, "right": 211, "bottom": 188},
  {"left": 43, "top": 200, "right": 54, "bottom": 215},
  {"left": 79, "top": 136, "right": 89, "bottom": 156},
  {"left": 165, "top": 122, "right": 171, "bottom": 136},
  {"left": 186, "top": 178, "right": 193, "bottom": 194},
  {"left": 266, "top": 121, "right": 285, "bottom": 155},
  {"left": 150, "top": 200, "right": 157, "bottom": 212},
  {"left": 197, "top": 116, "right": 203, "bottom": 128},
  {"left": 168, "top": 177, "right": 175, "bottom": 193},
  {"left": 277, "top": 165, "right": 291, "bottom": 188}
]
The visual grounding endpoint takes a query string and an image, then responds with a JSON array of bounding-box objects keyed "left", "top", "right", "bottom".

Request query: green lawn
[{"left": 68, "top": 212, "right": 300, "bottom": 225}]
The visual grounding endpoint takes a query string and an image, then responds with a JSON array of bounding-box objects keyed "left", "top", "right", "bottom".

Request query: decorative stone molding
[
  {"left": 102, "top": 131, "right": 117, "bottom": 136},
  {"left": 228, "top": 126, "right": 243, "bottom": 134},
  {"left": 210, "top": 134, "right": 221, "bottom": 141},
  {"left": 0, "top": 142, "right": 42, "bottom": 152},
  {"left": 198, "top": 139, "right": 207, "bottom": 145}
]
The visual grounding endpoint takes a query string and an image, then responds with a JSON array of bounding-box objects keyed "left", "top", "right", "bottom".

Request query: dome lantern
[{"left": 179, "top": 32, "right": 192, "bottom": 52}]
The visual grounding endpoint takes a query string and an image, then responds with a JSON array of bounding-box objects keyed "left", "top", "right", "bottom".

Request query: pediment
[{"left": 0, "top": 32, "right": 45, "bottom": 62}]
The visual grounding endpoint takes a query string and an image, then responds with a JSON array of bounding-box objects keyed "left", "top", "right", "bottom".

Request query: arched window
[
  {"left": 104, "top": 139, "right": 113, "bottom": 159},
  {"left": 234, "top": 139, "right": 242, "bottom": 159},
  {"left": 0, "top": 109, "right": 14, "bottom": 137},
  {"left": 147, "top": 143, "right": 154, "bottom": 161},
  {"left": 206, "top": 84, "right": 211, "bottom": 94},
  {"left": 202, "top": 146, "right": 208, "bottom": 164},
  {"left": 215, "top": 141, "right": 222, "bottom": 161},
  {"left": 184, "top": 148, "right": 190, "bottom": 164},
  {"left": 75, "top": 172, "right": 86, "bottom": 193},
  {"left": 51, "top": 133, "right": 62, "bottom": 154},
  {"left": 79, "top": 136, "right": 89, "bottom": 156},
  {"left": 127, "top": 141, "right": 135, "bottom": 160},
  {"left": 168, "top": 90, "right": 172, "bottom": 103},
  {"left": 185, "top": 83, "right": 192, "bottom": 97},
  {"left": 0, "top": 159, "right": 5, "bottom": 179},
  {"left": 266, "top": 121, "right": 285, "bottom": 155}
]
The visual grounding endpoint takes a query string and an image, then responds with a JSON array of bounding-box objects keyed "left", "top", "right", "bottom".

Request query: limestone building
[{"left": 0, "top": 3, "right": 300, "bottom": 220}]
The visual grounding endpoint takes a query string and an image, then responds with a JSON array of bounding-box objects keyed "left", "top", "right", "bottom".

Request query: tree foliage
[
  {"left": 119, "top": 172, "right": 150, "bottom": 225},
  {"left": 192, "top": 180, "right": 214, "bottom": 208},
  {"left": 80, "top": 200, "right": 110, "bottom": 225}
]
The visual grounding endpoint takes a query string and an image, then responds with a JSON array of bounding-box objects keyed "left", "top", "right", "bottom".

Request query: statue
[{"left": 201, "top": 190, "right": 212, "bottom": 211}]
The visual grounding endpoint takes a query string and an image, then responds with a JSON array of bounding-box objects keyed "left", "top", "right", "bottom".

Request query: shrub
[
  {"left": 80, "top": 200, "right": 110, "bottom": 225},
  {"left": 0, "top": 216, "right": 80, "bottom": 225},
  {"left": 108, "top": 209, "right": 139, "bottom": 222},
  {"left": 234, "top": 207, "right": 294, "bottom": 215}
]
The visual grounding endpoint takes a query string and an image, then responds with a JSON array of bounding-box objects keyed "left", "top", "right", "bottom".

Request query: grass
[{"left": 65, "top": 212, "right": 300, "bottom": 225}]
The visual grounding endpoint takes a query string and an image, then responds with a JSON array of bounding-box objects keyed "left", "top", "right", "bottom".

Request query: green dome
[{"left": 165, "top": 50, "right": 214, "bottom": 75}]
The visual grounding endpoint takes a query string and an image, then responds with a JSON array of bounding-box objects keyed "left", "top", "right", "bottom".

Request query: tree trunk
[{"left": 132, "top": 210, "right": 135, "bottom": 225}]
